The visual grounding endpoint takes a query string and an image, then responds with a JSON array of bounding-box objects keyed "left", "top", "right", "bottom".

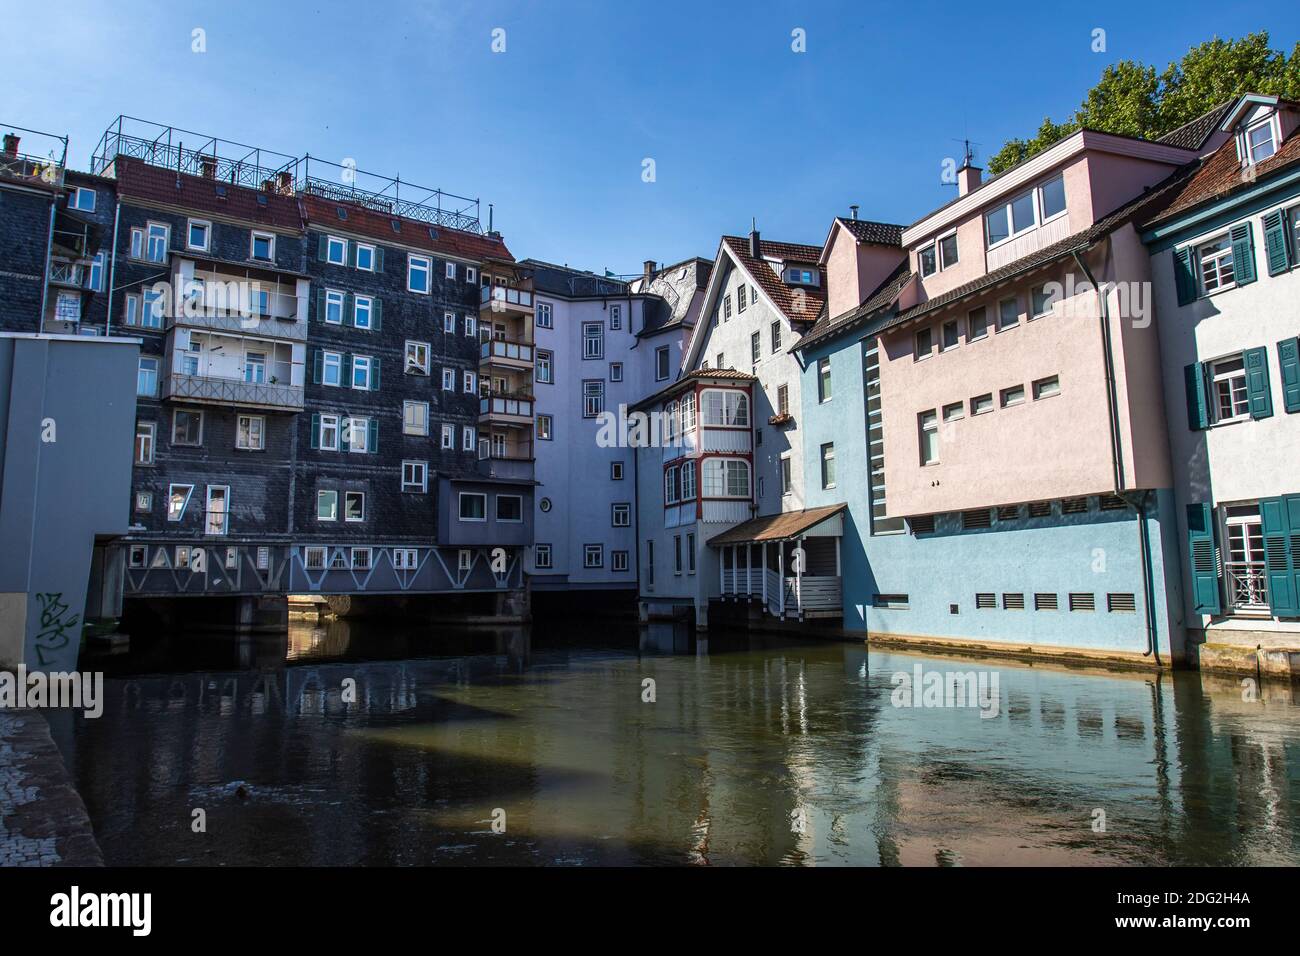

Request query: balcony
[
  {"left": 168, "top": 276, "right": 305, "bottom": 341},
  {"left": 0, "top": 149, "right": 63, "bottom": 190},
  {"left": 48, "top": 261, "right": 86, "bottom": 288},
  {"left": 162, "top": 372, "right": 304, "bottom": 411},
  {"left": 480, "top": 284, "right": 534, "bottom": 316},
  {"left": 479, "top": 338, "right": 534, "bottom": 370},
  {"left": 478, "top": 391, "right": 534, "bottom": 422}
]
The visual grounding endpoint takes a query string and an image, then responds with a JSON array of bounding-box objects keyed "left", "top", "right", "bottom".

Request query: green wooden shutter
[
  {"left": 374, "top": 247, "right": 384, "bottom": 272},
  {"left": 371, "top": 298, "right": 382, "bottom": 331},
  {"left": 317, "top": 235, "right": 328, "bottom": 261},
  {"left": 1230, "top": 222, "right": 1257, "bottom": 285},
  {"left": 1261, "top": 495, "right": 1300, "bottom": 618},
  {"left": 310, "top": 413, "right": 320, "bottom": 449},
  {"left": 1186, "top": 503, "right": 1221, "bottom": 615},
  {"left": 1278, "top": 337, "right": 1300, "bottom": 413},
  {"left": 371, "top": 358, "right": 381, "bottom": 391},
  {"left": 1262, "top": 210, "right": 1292, "bottom": 276},
  {"left": 347, "top": 241, "right": 357, "bottom": 268},
  {"left": 340, "top": 417, "right": 351, "bottom": 451},
  {"left": 343, "top": 353, "right": 353, "bottom": 387},
  {"left": 343, "top": 293, "right": 354, "bottom": 327},
  {"left": 367, "top": 418, "right": 378, "bottom": 454},
  {"left": 316, "top": 288, "right": 325, "bottom": 324},
  {"left": 1244, "top": 346, "right": 1273, "bottom": 419},
  {"left": 312, "top": 348, "right": 323, "bottom": 385},
  {"left": 1183, "top": 362, "right": 1209, "bottom": 430},
  {"left": 1173, "top": 247, "right": 1196, "bottom": 305}
]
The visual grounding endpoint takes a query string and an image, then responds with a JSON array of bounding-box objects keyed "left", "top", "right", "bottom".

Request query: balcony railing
[
  {"left": 169, "top": 279, "right": 304, "bottom": 340},
  {"left": 0, "top": 150, "right": 63, "bottom": 189},
  {"left": 162, "top": 372, "right": 304, "bottom": 410},
  {"left": 478, "top": 393, "right": 534, "bottom": 418},
  {"left": 1226, "top": 562, "right": 1269, "bottom": 611},
  {"left": 48, "top": 262, "right": 86, "bottom": 287},
  {"left": 480, "top": 339, "right": 534, "bottom": 364},
  {"left": 480, "top": 285, "right": 533, "bottom": 310}
]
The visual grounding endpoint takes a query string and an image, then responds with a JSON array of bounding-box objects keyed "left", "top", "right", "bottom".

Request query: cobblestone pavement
[{"left": 0, "top": 709, "right": 103, "bottom": 867}]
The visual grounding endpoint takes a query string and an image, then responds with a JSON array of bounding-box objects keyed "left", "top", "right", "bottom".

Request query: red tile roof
[
  {"left": 300, "top": 194, "right": 513, "bottom": 263},
  {"left": 114, "top": 157, "right": 303, "bottom": 230},
  {"left": 721, "top": 236, "right": 826, "bottom": 324}
]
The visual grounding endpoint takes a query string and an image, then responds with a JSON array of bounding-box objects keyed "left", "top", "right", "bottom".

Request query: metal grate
[
  {"left": 1035, "top": 592, "right": 1058, "bottom": 610},
  {"left": 976, "top": 592, "right": 996, "bottom": 609},
  {"left": 1002, "top": 592, "right": 1025, "bottom": 610},
  {"left": 1062, "top": 498, "right": 1089, "bottom": 514},
  {"left": 1028, "top": 502, "right": 1052, "bottom": 518},
  {"left": 1069, "top": 592, "right": 1096, "bottom": 611},
  {"left": 1107, "top": 592, "right": 1137, "bottom": 613},
  {"left": 963, "top": 509, "right": 992, "bottom": 530}
]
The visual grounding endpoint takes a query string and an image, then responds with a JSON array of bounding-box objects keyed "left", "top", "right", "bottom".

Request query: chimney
[
  {"left": 276, "top": 170, "right": 293, "bottom": 195},
  {"left": 849, "top": 204, "right": 859, "bottom": 220},
  {"left": 643, "top": 259, "right": 656, "bottom": 281},
  {"left": 958, "top": 162, "right": 982, "bottom": 197},
  {"left": 199, "top": 154, "right": 217, "bottom": 179},
  {"left": 2, "top": 133, "right": 19, "bottom": 156},
  {"left": 748, "top": 219, "right": 761, "bottom": 258}
]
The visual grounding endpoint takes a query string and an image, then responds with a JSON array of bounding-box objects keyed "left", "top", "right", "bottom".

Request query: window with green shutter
[
  {"left": 1186, "top": 502, "right": 1222, "bottom": 615},
  {"left": 1260, "top": 495, "right": 1300, "bottom": 618},
  {"left": 1243, "top": 346, "right": 1273, "bottom": 419},
  {"left": 1173, "top": 247, "right": 1196, "bottom": 305},
  {"left": 1278, "top": 337, "right": 1300, "bottom": 413},
  {"left": 310, "top": 412, "right": 320, "bottom": 449},
  {"left": 1263, "top": 210, "right": 1292, "bottom": 275},
  {"left": 367, "top": 418, "right": 378, "bottom": 454},
  {"left": 1184, "top": 362, "right": 1209, "bottom": 430},
  {"left": 1230, "top": 222, "right": 1257, "bottom": 286}
]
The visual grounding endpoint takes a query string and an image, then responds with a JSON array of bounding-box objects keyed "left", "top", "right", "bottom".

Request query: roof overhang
[
  {"left": 707, "top": 503, "right": 846, "bottom": 547},
  {"left": 1219, "top": 94, "right": 1281, "bottom": 131}
]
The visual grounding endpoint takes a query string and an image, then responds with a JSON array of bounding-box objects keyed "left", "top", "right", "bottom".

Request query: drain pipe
[
  {"left": 39, "top": 197, "right": 56, "bottom": 328},
  {"left": 105, "top": 198, "right": 122, "bottom": 335},
  {"left": 1071, "top": 246, "right": 1158, "bottom": 662}
]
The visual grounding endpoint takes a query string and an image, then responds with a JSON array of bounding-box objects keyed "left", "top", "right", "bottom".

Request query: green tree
[{"left": 986, "top": 32, "right": 1300, "bottom": 175}]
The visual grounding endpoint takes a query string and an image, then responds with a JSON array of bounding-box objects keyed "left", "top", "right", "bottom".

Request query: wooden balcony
[
  {"left": 162, "top": 372, "right": 304, "bottom": 411},
  {"left": 480, "top": 284, "right": 534, "bottom": 317}
]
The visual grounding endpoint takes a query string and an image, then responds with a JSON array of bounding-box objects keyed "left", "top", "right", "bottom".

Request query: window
[
  {"left": 673, "top": 535, "right": 682, "bottom": 574},
  {"left": 463, "top": 426, "right": 476, "bottom": 452},
  {"left": 317, "top": 490, "right": 338, "bottom": 521},
  {"left": 1033, "top": 376, "right": 1060, "bottom": 400},
  {"left": 655, "top": 346, "right": 670, "bottom": 381},
  {"left": 817, "top": 358, "right": 832, "bottom": 402},
  {"left": 535, "top": 544, "right": 553, "bottom": 570},
  {"left": 784, "top": 266, "right": 818, "bottom": 285},
  {"left": 134, "top": 421, "right": 155, "bottom": 465},
  {"left": 680, "top": 392, "right": 697, "bottom": 432},
  {"left": 610, "top": 304, "right": 622, "bottom": 329},
  {"left": 537, "top": 414, "right": 553, "bottom": 440},
  {"left": 187, "top": 219, "right": 210, "bottom": 251},
  {"left": 939, "top": 232, "right": 959, "bottom": 269},
  {"left": 970, "top": 393, "right": 993, "bottom": 415},
  {"left": 393, "top": 548, "right": 418, "bottom": 570},
  {"left": 584, "top": 544, "right": 604, "bottom": 569},
  {"left": 821, "top": 442, "right": 837, "bottom": 488},
  {"left": 497, "top": 495, "right": 523, "bottom": 522},
  {"left": 321, "top": 289, "right": 344, "bottom": 325},
  {"left": 768, "top": 323, "right": 783, "bottom": 357},
  {"left": 350, "top": 547, "right": 372, "bottom": 570},
  {"left": 583, "top": 380, "right": 605, "bottom": 418},
  {"left": 236, "top": 415, "right": 265, "bottom": 450},
  {"left": 583, "top": 322, "right": 604, "bottom": 359},
  {"left": 1211, "top": 355, "right": 1250, "bottom": 422},
  {"left": 459, "top": 493, "right": 487, "bottom": 521},
  {"left": 919, "top": 411, "right": 938, "bottom": 465},
  {"left": 914, "top": 327, "right": 933, "bottom": 360},
  {"left": 985, "top": 179, "right": 1054, "bottom": 247},
  {"left": 244, "top": 350, "right": 266, "bottom": 384},
  {"left": 1246, "top": 119, "right": 1276, "bottom": 164},
  {"left": 610, "top": 362, "right": 623, "bottom": 382},
  {"left": 443, "top": 312, "right": 456, "bottom": 333},
  {"left": 776, "top": 384, "right": 790, "bottom": 417},
  {"left": 1039, "top": 174, "right": 1066, "bottom": 220},
  {"left": 702, "top": 458, "right": 750, "bottom": 498},
  {"left": 304, "top": 547, "right": 327, "bottom": 570},
  {"left": 129, "top": 545, "right": 147, "bottom": 568},
  {"left": 716, "top": 353, "right": 725, "bottom": 369},
  {"left": 664, "top": 465, "right": 679, "bottom": 505},
  {"left": 537, "top": 302, "right": 553, "bottom": 328},
  {"left": 702, "top": 389, "right": 748, "bottom": 426},
  {"left": 403, "top": 401, "right": 429, "bottom": 436},
  {"left": 89, "top": 253, "right": 105, "bottom": 293},
  {"left": 723, "top": 295, "right": 732, "bottom": 321},
  {"left": 918, "top": 243, "right": 937, "bottom": 277},
  {"left": 167, "top": 484, "right": 193, "bottom": 522},
  {"left": 322, "top": 350, "right": 342, "bottom": 387},
  {"left": 998, "top": 296, "right": 1019, "bottom": 330},
  {"left": 463, "top": 370, "right": 475, "bottom": 393},
  {"left": 250, "top": 232, "right": 274, "bottom": 261},
  {"left": 967, "top": 307, "right": 988, "bottom": 341},
  {"left": 612, "top": 503, "right": 631, "bottom": 527},
  {"left": 1198, "top": 236, "right": 1235, "bottom": 293},
  {"left": 352, "top": 355, "right": 374, "bottom": 390},
  {"left": 442, "top": 368, "right": 456, "bottom": 391},
  {"left": 780, "top": 453, "right": 792, "bottom": 495},
  {"left": 401, "top": 460, "right": 428, "bottom": 493},
  {"left": 680, "top": 461, "right": 696, "bottom": 500},
  {"left": 326, "top": 236, "right": 347, "bottom": 265},
  {"left": 942, "top": 401, "right": 964, "bottom": 423},
  {"left": 612, "top": 550, "right": 629, "bottom": 572},
  {"left": 536, "top": 350, "right": 553, "bottom": 384},
  {"left": 737, "top": 285, "right": 747, "bottom": 313},
  {"left": 344, "top": 491, "right": 365, "bottom": 522},
  {"left": 355, "top": 243, "right": 375, "bottom": 272},
  {"left": 446, "top": 262, "right": 457, "bottom": 280},
  {"left": 69, "top": 186, "right": 95, "bottom": 212},
  {"left": 136, "top": 356, "right": 159, "bottom": 397},
  {"left": 751, "top": 332, "right": 761, "bottom": 370},
  {"left": 346, "top": 416, "right": 371, "bottom": 453},
  {"left": 465, "top": 315, "right": 476, "bottom": 338},
  {"left": 1000, "top": 385, "right": 1026, "bottom": 407},
  {"left": 143, "top": 222, "right": 169, "bottom": 263},
  {"left": 940, "top": 320, "right": 960, "bottom": 352},
  {"left": 172, "top": 409, "right": 203, "bottom": 446},
  {"left": 202, "top": 485, "right": 228, "bottom": 534},
  {"left": 1031, "top": 285, "right": 1056, "bottom": 318},
  {"left": 408, "top": 255, "right": 431, "bottom": 293},
  {"left": 318, "top": 414, "right": 340, "bottom": 451},
  {"left": 604, "top": 461, "right": 623, "bottom": 483},
  {"left": 687, "top": 533, "right": 696, "bottom": 573},
  {"left": 353, "top": 295, "right": 374, "bottom": 330},
  {"left": 405, "top": 341, "right": 430, "bottom": 375},
  {"left": 441, "top": 424, "right": 454, "bottom": 449}
]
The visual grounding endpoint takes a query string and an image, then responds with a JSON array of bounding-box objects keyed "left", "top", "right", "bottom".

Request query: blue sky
[{"left": 4, "top": 0, "right": 1296, "bottom": 273}]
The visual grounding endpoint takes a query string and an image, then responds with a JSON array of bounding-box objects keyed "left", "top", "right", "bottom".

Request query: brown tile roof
[
  {"left": 1156, "top": 100, "right": 1235, "bottom": 151},
  {"left": 707, "top": 503, "right": 846, "bottom": 546},
  {"left": 630, "top": 367, "right": 756, "bottom": 411},
  {"left": 300, "top": 193, "right": 513, "bottom": 262},
  {"left": 835, "top": 217, "right": 903, "bottom": 246},
  {"left": 794, "top": 260, "right": 913, "bottom": 352},
  {"left": 1143, "top": 125, "right": 1300, "bottom": 227},
  {"left": 114, "top": 157, "right": 303, "bottom": 230},
  {"left": 721, "top": 235, "right": 826, "bottom": 324}
]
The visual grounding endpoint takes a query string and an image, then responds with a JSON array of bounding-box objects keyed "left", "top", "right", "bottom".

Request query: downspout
[
  {"left": 1071, "top": 246, "right": 1158, "bottom": 662},
  {"left": 39, "top": 197, "right": 56, "bottom": 328},
  {"left": 105, "top": 198, "right": 122, "bottom": 335}
]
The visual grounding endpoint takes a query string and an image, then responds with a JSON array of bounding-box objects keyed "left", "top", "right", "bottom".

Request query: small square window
[
  {"left": 317, "top": 490, "right": 338, "bottom": 521},
  {"left": 1033, "top": 376, "right": 1060, "bottom": 400},
  {"left": 251, "top": 232, "right": 275, "bottom": 261},
  {"left": 1000, "top": 385, "right": 1026, "bottom": 408},
  {"left": 611, "top": 461, "right": 624, "bottom": 480}
]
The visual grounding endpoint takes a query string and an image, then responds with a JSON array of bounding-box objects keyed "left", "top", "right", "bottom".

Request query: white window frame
[
  {"left": 459, "top": 492, "right": 487, "bottom": 522},
  {"left": 401, "top": 459, "right": 428, "bottom": 493},
  {"left": 326, "top": 235, "right": 348, "bottom": 266},
  {"left": 583, "top": 544, "right": 604, "bottom": 569},
  {"left": 442, "top": 368, "right": 455, "bottom": 391},
  {"left": 536, "top": 302, "right": 553, "bottom": 329},
  {"left": 919, "top": 411, "right": 939, "bottom": 465},
  {"left": 317, "top": 490, "right": 338, "bottom": 522},
  {"left": 324, "top": 289, "right": 345, "bottom": 325},
  {"left": 250, "top": 231, "right": 275, "bottom": 262},
  {"left": 236, "top": 414, "right": 265, "bottom": 450},
  {"left": 444, "top": 311, "right": 456, "bottom": 333},
  {"left": 610, "top": 362, "right": 623, "bottom": 382},
  {"left": 701, "top": 457, "right": 751, "bottom": 499},
  {"left": 351, "top": 355, "right": 374, "bottom": 391},
  {"left": 537, "top": 414, "right": 553, "bottom": 440},
  {"left": 441, "top": 424, "right": 455, "bottom": 449},
  {"left": 344, "top": 491, "right": 366, "bottom": 523},
  {"left": 446, "top": 261, "right": 457, "bottom": 280},
  {"left": 135, "top": 421, "right": 155, "bottom": 465},
  {"left": 582, "top": 322, "right": 604, "bottom": 359},
  {"left": 1197, "top": 235, "right": 1236, "bottom": 295},
  {"left": 536, "top": 350, "right": 553, "bottom": 384},
  {"left": 582, "top": 380, "right": 605, "bottom": 418},
  {"left": 535, "top": 544, "right": 553, "bottom": 569},
  {"left": 69, "top": 186, "right": 95, "bottom": 212},
  {"left": 462, "top": 426, "right": 476, "bottom": 451},
  {"left": 612, "top": 503, "right": 631, "bottom": 527},
  {"left": 353, "top": 294, "right": 374, "bottom": 330},
  {"left": 186, "top": 219, "right": 211, "bottom": 252},
  {"left": 405, "top": 340, "right": 430, "bottom": 375},
  {"left": 167, "top": 483, "right": 194, "bottom": 522},
  {"left": 322, "top": 350, "right": 343, "bottom": 387},
  {"left": 463, "top": 370, "right": 475, "bottom": 393},
  {"left": 408, "top": 254, "right": 431, "bottom": 293},
  {"left": 355, "top": 242, "right": 376, "bottom": 272},
  {"left": 346, "top": 416, "right": 371, "bottom": 453},
  {"left": 403, "top": 400, "right": 429, "bottom": 436},
  {"left": 1210, "top": 354, "right": 1250, "bottom": 424}
]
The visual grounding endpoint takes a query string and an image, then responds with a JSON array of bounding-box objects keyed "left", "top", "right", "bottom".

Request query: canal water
[{"left": 50, "top": 618, "right": 1300, "bottom": 866}]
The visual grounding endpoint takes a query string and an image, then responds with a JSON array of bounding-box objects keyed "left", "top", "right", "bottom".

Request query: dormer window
[
  {"left": 919, "top": 233, "right": 958, "bottom": 277},
  {"left": 918, "top": 244, "right": 937, "bottom": 278},
  {"left": 785, "top": 266, "right": 818, "bottom": 285},
  {"left": 984, "top": 174, "right": 1066, "bottom": 249},
  {"left": 1246, "top": 119, "right": 1276, "bottom": 164}
]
